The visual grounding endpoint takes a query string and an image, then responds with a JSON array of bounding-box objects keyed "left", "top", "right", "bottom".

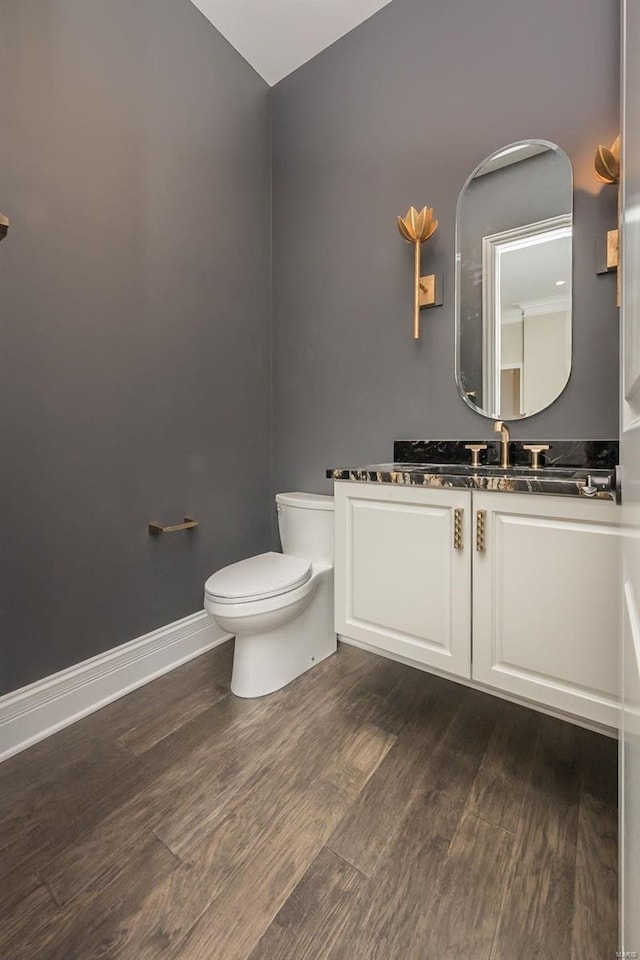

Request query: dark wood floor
[{"left": 0, "top": 641, "right": 617, "bottom": 960}]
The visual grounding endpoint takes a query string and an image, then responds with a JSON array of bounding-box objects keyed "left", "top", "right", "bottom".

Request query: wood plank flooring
[{"left": 0, "top": 641, "right": 618, "bottom": 959}]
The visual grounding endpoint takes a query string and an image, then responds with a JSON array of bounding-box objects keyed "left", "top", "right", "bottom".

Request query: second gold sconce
[
  {"left": 397, "top": 206, "right": 439, "bottom": 339},
  {"left": 594, "top": 135, "right": 620, "bottom": 185},
  {"left": 594, "top": 135, "right": 620, "bottom": 295}
]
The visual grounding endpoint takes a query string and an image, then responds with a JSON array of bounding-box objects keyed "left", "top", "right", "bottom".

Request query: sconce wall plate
[
  {"left": 418, "top": 273, "right": 444, "bottom": 309},
  {"left": 596, "top": 228, "right": 619, "bottom": 274},
  {"left": 0, "top": 213, "right": 9, "bottom": 241},
  {"left": 607, "top": 228, "right": 619, "bottom": 271}
]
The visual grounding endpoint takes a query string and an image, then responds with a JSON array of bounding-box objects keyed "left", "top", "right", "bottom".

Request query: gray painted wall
[
  {"left": 0, "top": 0, "right": 272, "bottom": 694},
  {"left": 272, "top": 0, "right": 620, "bottom": 495},
  {"left": 0, "top": 0, "right": 621, "bottom": 695}
]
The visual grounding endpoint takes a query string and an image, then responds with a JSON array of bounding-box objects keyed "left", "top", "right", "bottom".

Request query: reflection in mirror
[{"left": 456, "top": 141, "right": 573, "bottom": 420}]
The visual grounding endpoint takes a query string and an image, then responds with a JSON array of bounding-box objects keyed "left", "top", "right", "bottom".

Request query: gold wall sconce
[
  {"left": 0, "top": 213, "right": 9, "bottom": 241},
  {"left": 594, "top": 135, "right": 620, "bottom": 296},
  {"left": 397, "top": 206, "right": 440, "bottom": 339},
  {"left": 594, "top": 136, "right": 620, "bottom": 185}
]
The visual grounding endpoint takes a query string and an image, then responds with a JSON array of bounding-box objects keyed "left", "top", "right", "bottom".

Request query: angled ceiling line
[{"left": 189, "top": 0, "right": 394, "bottom": 86}]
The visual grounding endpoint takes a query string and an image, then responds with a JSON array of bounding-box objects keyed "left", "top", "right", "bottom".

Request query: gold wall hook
[{"left": 397, "top": 206, "right": 439, "bottom": 339}]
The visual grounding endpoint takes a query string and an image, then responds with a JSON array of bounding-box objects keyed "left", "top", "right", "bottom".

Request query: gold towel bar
[{"left": 148, "top": 517, "right": 199, "bottom": 535}]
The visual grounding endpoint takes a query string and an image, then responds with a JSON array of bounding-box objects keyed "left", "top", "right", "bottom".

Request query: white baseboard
[
  {"left": 0, "top": 612, "right": 232, "bottom": 762},
  {"left": 338, "top": 635, "right": 617, "bottom": 739}
]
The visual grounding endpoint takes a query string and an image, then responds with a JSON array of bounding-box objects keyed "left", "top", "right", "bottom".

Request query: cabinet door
[
  {"left": 472, "top": 491, "right": 620, "bottom": 727},
  {"left": 334, "top": 482, "right": 471, "bottom": 678}
]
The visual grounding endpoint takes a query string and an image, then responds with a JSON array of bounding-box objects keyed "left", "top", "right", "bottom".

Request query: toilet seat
[{"left": 204, "top": 551, "right": 312, "bottom": 604}]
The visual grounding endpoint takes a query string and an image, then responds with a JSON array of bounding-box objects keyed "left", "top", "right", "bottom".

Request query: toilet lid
[{"left": 204, "top": 551, "right": 312, "bottom": 603}]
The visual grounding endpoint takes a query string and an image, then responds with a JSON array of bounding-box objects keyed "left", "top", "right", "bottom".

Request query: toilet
[{"left": 204, "top": 492, "right": 336, "bottom": 698}]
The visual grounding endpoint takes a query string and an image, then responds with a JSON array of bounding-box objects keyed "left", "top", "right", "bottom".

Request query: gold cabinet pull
[
  {"left": 453, "top": 508, "right": 464, "bottom": 549},
  {"left": 476, "top": 510, "right": 486, "bottom": 552},
  {"left": 148, "top": 517, "right": 199, "bottom": 535}
]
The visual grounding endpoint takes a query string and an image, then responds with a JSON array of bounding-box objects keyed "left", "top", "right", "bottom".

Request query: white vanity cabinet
[
  {"left": 471, "top": 491, "right": 619, "bottom": 727},
  {"left": 334, "top": 482, "right": 472, "bottom": 678},
  {"left": 334, "top": 481, "right": 620, "bottom": 729}
]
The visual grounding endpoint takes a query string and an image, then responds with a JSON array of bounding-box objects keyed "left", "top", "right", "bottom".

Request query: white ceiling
[
  {"left": 189, "top": 0, "right": 393, "bottom": 86},
  {"left": 501, "top": 235, "right": 572, "bottom": 321}
]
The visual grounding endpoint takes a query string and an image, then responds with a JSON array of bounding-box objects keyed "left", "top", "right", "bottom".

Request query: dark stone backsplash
[{"left": 393, "top": 440, "right": 619, "bottom": 471}]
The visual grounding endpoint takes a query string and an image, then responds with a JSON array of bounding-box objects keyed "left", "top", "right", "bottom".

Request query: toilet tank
[{"left": 275, "top": 492, "right": 334, "bottom": 565}]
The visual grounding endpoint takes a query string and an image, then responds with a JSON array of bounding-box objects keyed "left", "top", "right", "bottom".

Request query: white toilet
[{"left": 204, "top": 492, "right": 336, "bottom": 698}]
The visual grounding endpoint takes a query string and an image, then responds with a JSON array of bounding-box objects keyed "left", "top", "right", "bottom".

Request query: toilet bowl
[{"left": 204, "top": 492, "right": 336, "bottom": 698}]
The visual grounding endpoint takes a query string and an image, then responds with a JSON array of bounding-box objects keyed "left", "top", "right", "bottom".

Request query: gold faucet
[{"left": 493, "top": 420, "right": 511, "bottom": 468}]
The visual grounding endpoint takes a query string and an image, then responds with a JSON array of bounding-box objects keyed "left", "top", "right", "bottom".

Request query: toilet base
[{"left": 230, "top": 567, "right": 336, "bottom": 698}]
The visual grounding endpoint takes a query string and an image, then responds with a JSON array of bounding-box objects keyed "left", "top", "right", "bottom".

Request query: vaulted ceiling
[{"left": 190, "top": 0, "right": 393, "bottom": 86}]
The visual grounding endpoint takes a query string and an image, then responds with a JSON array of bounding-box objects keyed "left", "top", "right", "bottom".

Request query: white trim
[
  {"left": 0, "top": 612, "right": 232, "bottom": 762},
  {"left": 338, "top": 634, "right": 617, "bottom": 739},
  {"left": 516, "top": 294, "right": 571, "bottom": 318}
]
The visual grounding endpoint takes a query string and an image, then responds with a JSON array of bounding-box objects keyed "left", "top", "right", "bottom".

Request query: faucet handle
[
  {"left": 523, "top": 444, "right": 550, "bottom": 469},
  {"left": 464, "top": 443, "right": 488, "bottom": 468}
]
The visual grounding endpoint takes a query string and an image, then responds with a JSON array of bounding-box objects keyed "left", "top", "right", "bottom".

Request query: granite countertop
[
  {"left": 327, "top": 440, "right": 619, "bottom": 501},
  {"left": 327, "top": 463, "right": 616, "bottom": 500}
]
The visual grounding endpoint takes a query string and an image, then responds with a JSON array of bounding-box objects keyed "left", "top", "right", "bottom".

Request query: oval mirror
[{"left": 455, "top": 140, "right": 573, "bottom": 420}]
